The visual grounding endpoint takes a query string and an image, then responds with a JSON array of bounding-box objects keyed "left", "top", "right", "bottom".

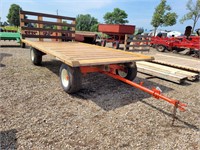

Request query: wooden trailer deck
[
  {"left": 18, "top": 11, "right": 187, "bottom": 112},
  {"left": 22, "top": 39, "right": 153, "bottom": 67}
]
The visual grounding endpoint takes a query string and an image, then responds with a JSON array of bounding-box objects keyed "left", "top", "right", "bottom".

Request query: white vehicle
[
  {"left": 148, "top": 30, "right": 182, "bottom": 37},
  {"left": 167, "top": 31, "right": 182, "bottom": 37},
  {"left": 148, "top": 30, "right": 168, "bottom": 37}
]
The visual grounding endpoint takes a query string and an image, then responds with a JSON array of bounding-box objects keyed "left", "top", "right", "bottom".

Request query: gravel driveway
[{"left": 0, "top": 41, "right": 199, "bottom": 149}]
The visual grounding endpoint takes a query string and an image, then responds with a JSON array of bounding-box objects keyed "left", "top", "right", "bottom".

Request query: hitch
[
  {"left": 80, "top": 65, "right": 187, "bottom": 124},
  {"left": 102, "top": 71, "right": 187, "bottom": 112}
]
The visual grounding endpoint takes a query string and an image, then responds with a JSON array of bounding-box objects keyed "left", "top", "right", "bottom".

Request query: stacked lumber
[
  {"left": 151, "top": 53, "right": 200, "bottom": 73},
  {"left": 137, "top": 61, "right": 199, "bottom": 84}
]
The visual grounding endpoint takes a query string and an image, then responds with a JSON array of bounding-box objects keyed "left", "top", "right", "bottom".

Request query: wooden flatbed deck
[{"left": 22, "top": 39, "right": 154, "bottom": 67}]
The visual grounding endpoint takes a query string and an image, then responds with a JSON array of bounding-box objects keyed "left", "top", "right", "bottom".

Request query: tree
[
  {"left": 180, "top": 0, "right": 200, "bottom": 32},
  {"left": 151, "top": 0, "right": 177, "bottom": 35},
  {"left": 90, "top": 24, "right": 98, "bottom": 32},
  {"left": 7, "top": 4, "right": 22, "bottom": 26},
  {"left": 76, "top": 14, "right": 98, "bottom": 31},
  {"left": 103, "top": 8, "right": 128, "bottom": 24}
]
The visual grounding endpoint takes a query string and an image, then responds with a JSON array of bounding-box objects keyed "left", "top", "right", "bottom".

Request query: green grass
[{"left": 3, "top": 26, "right": 19, "bottom": 31}]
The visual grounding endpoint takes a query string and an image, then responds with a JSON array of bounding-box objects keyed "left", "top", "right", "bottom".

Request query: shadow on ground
[
  {"left": 0, "top": 53, "right": 12, "bottom": 67},
  {"left": 40, "top": 59, "right": 199, "bottom": 131},
  {"left": 0, "top": 45, "right": 20, "bottom": 48},
  {"left": 0, "top": 129, "right": 18, "bottom": 149},
  {"left": 42, "top": 60, "right": 174, "bottom": 110}
]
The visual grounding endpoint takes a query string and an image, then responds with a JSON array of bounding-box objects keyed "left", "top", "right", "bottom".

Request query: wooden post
[
  {"left": 124, "top": 34, "right": 128, "bottom": 51},
  {"left": 71, "top": 20, "right": 76, "bottom": 41},
  {"left": 20, "top": 13, "right": 26, "bottom": 48},
  {"left": 20, "top": 13, "right": 25, "bottom": 37},
  {"left": 57, "top": 18, "right": 62, "bottom": 42},
  {"left": 38, "top": 16, "right": 43, "bottom": 41}
]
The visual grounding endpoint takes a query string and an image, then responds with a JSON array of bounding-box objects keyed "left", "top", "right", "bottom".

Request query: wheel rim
[
  {"left": 61, "top": 68, "right": 69, "bottom": 88},
  {"left": 113, "top": 43, "right": 116, "bottom": 48},
  {"left": 157, "top": 45, "right": 164, "bottom": 51},
  {"left": 30, "top": 49, "right": 34, "bottom": 61},
  {"left": 117, "top": 68, "right": 128, "bottom": 77},
  {"left": 101, "top": 41, "right": 104, "bottom": 46}
]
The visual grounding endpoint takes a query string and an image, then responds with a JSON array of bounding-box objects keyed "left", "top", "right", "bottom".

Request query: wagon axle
[{"left": 60, "top": 63, "right": 186, "bottom": 114}]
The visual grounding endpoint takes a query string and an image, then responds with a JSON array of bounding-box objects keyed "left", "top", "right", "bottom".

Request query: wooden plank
[
  {"left": 137, "top": 62, "right": 187, "bottom": 84},
  {"left": 151, "top": 53, "right": 200, "bottom": 73},
  {"left": 20, "top": 10, "right": 75, "bottom": 20},
  {"left": 20, "top": 10, "right": 76, "bottom": 41},
  {"left": 38, "top": 16, "right": 43, "bottom": 41},
  {"left": 22, "top": 34, "right": 74, "bottom": 40},
  {"left": 30, "top": 41, "right": 154, "bottom": 59},
  {"left": 20, "top": 14, "right": 25, "bottom": 37},
  {"left": 137, "top": 66, "right": 186, "bottom": 84},
  {"left": 124, "top": 34, "right": 128, "bottom": 50},
  {"left": 21, "top": 19, "right": 76, "bottom": 27},
  {"left": 137, "top": 61, "right": 199, "bottom": 81},
  {"left": 22, "top": 40, "right": 154, "bottom": 67},
  {"left": 57, "top": 18, "right": 62, "bottom": 42},
  {"left": 21, "top": 27, "right": 75, "bottom": 34},
  {"left": 71, "top": 20, "right": 76, "bottom": 39}
]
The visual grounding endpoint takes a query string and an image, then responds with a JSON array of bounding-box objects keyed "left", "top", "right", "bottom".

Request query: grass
[{"left": 3, "top": 26, "right": 19, "bottom": 31}]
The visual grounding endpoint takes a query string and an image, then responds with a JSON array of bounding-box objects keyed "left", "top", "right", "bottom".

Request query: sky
[{"left": 0, "top": 0, "right": 199, "bottom": 33}]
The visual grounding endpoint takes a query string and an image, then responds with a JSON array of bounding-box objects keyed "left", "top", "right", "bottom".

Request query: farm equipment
[
  {"left": 75, "top": 31, "right": 97, "bottom": 44},
  {"left": 98, "top": 24, "right": 135, "bottom": 49},
  {"left": 19, "top": 10, "right": 186, "bottom": 122},
  {"left": 151, "top": 36, "right": 200, "bottom": 57},
  {"left": 0, "top": 29, "right": 21, "bottom": 43}
]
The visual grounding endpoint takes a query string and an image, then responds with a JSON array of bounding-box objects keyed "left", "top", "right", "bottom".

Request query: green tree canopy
[
  {"left": 103, "top": 8, "right": 128, "bottom": 24},
  {"left": 180, "top": 0, "right": 200, "bottom": 32},
  {"left": 76, "top": 14, "right": 98, "bottom": 31},
  {"left": 151, "top": 0, "right": 177, "bottom": 35},
  {"left": 7, "top": 4, "right": 22, "bottom": 26}
]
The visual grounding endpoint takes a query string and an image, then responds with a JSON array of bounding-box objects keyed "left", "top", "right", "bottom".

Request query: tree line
[{"left": 6, "top": 0, "right": 200, "bottom": 33}]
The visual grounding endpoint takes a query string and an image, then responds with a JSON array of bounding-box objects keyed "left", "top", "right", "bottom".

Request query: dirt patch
[{"left": 0, "top": 41, "right": 199, "bottom": 149}]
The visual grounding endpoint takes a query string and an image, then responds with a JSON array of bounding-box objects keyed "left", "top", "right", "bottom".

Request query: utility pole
[{"left": 56, "top": 9, "right": 58, "bottom": 15}]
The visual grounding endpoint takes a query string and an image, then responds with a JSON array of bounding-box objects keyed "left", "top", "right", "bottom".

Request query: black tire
[
  {"left": 21, "top": 42, "right": 25, "bottom": 48},
  {"left": 96, "top": 41, "right": 101, "bottom": 46},
  {"left": 112, "top": 41, "right": 120, "bottom": 49},
  {"left": 101, "top": 40, "right": 106, "bottom": 47},
  {"left": 30, "top": 47, "right": 42, "bottom": 66},
  {"left": 59, "top": 64, "right": 82, "bottom": 93},
  {"left": 156, "top": 44, "right": 166, "bottom": 52},
  {"left": 116, "top": 62, "right": 137, "bottom": 81}
]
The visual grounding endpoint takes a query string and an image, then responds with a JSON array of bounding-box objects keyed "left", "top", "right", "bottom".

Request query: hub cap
[{"left": 61, "top": 69, "right": 69, "bottom": 87}]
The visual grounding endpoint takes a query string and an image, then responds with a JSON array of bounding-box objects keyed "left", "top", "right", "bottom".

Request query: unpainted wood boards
[
  {"left": 151, "top": 53, "right": 200, "bottom": 73},
  {"left": 22, "top": 40, "right": 154, "bottom": 67},
  {"left": 137, "top": 61, "right": 199, "bottom": 83}
]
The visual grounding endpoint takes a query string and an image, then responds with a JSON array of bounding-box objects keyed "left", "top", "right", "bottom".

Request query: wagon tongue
[
  {"left": 102, "top": 71, "right": 187, "bottom": 112},
  {"left": 103, "top": 71, "right": 187, "bottom": 125}
]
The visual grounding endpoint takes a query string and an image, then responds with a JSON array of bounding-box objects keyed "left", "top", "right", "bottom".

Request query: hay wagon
[{"left": 19, "top": 10, "right": 186, "bottom": 118}]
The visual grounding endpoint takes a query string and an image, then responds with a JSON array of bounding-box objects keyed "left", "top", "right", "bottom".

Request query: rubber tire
[
  {"left": 156, "top": 44, "right": 166, "bottom": 52},
  {"left": 101, "top": 40, "right": 106, "bottom": 47},
  {"left": 116, "top": 63, "right": 137, "bottom": 81},
  {"left": 30, "top": 47, "right": 42, "bottom": 66},
  {"left": 112, "top": 41, "right": 120, "bottom": 49},
  {"left": 21, "top": 42, "right": 25, "bottom": 48},
  {"left": 96, "top": 41, "right": 101, "bottom": 46},
  {"left": 59, "top": 64, "right": 82, "bottom": 93}
]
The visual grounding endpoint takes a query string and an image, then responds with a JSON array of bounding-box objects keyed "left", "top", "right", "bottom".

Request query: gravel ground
[{"left": 0, "top": 41, "right": 199, "bottom": 149}]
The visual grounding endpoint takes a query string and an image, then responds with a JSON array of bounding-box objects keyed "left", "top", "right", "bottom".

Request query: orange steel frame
[{"left": 80, "top": 65, "right": 186, "bottom": 123}]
